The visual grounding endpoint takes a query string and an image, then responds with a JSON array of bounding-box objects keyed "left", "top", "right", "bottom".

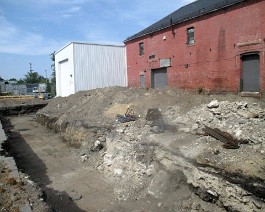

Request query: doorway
[
  {"left": 151, "top": 68, "right": 168, "bottom": 88},
  {"left": 140, "top": 75, "right": 145, "bottom": 88},
  {"left": 241, "top": 54, "right": 260, "bottom": 92}
]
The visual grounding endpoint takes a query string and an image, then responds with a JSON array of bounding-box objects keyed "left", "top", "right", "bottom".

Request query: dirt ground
[
  {"left": 1, "top": 87, "right": 265, "bottom": 211},
  {"left": 5, "top": 115, "right": 118, "bottom": 212},
  {"left": 5, "top": 115, "right": 210, "bottom": 212}
]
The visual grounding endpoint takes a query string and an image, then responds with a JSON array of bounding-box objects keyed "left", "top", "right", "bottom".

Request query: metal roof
[
  {"left": 55, "top": 41, "right": 124, "bottom": 55},
  {"left": 124, "top": 0, "right": 246, "bottom": 42}
]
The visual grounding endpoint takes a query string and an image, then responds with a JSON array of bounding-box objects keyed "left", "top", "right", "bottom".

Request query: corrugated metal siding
[
  {"left": 73, "top": 43, "right": 127, "bottom": 92},
  {"left": 55, "top": 43, "right": 75, "bottom": 97}
]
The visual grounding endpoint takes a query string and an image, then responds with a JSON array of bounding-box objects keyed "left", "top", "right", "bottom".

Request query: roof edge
[
  {"left": 55, "top": 41, "right": 125, "bottom": 55},
  {"left": 124, "top": 0, "right": 245, "bottom": 43}
]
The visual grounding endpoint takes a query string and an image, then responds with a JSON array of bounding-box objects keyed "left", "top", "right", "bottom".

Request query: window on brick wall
[
  {"left": 187, "top": 27, "right": 195, "bottom": 45},
  {"left": 139, "top": 42, "right": 144, "bottom": 55}
]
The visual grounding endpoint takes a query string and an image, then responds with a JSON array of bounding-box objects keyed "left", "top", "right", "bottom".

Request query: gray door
[
  {"left": 241, "top": 54, "right": 260, "bottom": 92},
  {"left": 140, "top": 75, "right": 145, "bottom": 88},
  {"left": 151, "top": 68, "right": 168, "bottom": 88}
]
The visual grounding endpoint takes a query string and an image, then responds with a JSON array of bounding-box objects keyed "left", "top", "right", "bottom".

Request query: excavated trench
[
  {"left": 36, "top": 113, "right": 265, "bottom": 211},
  {"left": 0, "top": 102, "right": 47, "bottom": 116},
  {"left": 1, "top": 101, "right": 265, "bottom": 211}
]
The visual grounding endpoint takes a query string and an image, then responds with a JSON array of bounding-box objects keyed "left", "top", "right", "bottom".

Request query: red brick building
[{"left": 124, "top": 0, "right": 265, "bottom": 93}]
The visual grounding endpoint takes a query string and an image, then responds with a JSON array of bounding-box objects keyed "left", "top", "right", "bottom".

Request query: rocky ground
[
  {"left": 0, "top": 159, "right": 50, "bottom": 212},
  {"left": 1, "top": 87, "right": 265, "bottom": 211}
]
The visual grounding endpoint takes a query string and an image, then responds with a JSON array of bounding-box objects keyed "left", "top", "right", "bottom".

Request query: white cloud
[
  {"left": 60, "top": 6, "right": 82, "bottom": 19},
  {"left": 0, "top": 16, "right": 64, "bottom": 55},
  {"left": 0, "top": 0, "right": 199, "bottom": 55}
]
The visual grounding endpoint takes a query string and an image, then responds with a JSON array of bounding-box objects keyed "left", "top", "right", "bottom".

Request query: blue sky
[{"left": 0, "top": 0, "right": 195, "bottom": 80}]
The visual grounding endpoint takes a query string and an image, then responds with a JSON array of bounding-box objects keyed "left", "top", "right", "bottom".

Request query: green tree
[
  {"left": 50, "top": 51, "right": 56, "bottom": 96},
  {"left": 24, "top": 70, "right": 39, "bottom": 83},
  {"left": 38, "top": 75, "right": 46, "bottom": 83},
  {"left": 17, "top": 79, "right": 25, "bottom": 84},
  {"left": 24, "top": 70, "right": 45, "bottom": 84},
  {"left": 8, "top": 78, "right": 17, "bottom": 82}
]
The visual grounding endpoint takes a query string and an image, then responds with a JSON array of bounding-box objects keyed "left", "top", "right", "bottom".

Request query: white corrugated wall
[
  {"left": 73, "top": 43, "right": 127, "bottom": 92},
  {"left": 55, "top": 43, "right": 75, "bottom": 97}
]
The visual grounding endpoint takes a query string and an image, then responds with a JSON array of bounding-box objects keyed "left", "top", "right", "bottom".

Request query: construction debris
[
  {"left": 145, "top": 108, "right": 162, "bottom": 121},
  {"left": 203, "top": 125, "right": 249, "bottom": 149},
  {"left": 116, "top": 106, "right": 138, "bottom": 123},
  {"left": 90, "top": 140, "right": 103, "bottom": 152},
  {"left": 146, "top": 108, "right": 165, "bottom": 133}
]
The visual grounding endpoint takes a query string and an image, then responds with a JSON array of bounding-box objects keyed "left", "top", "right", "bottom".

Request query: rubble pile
[
  {"left": 96, "top": 100, "right": 265, "bottom": 211},
  {"left": 35, "top": 87, "right": 265, "bottom": 211},
  {"left": 185, "top": 100, "right": 265, "bottom": 145}
]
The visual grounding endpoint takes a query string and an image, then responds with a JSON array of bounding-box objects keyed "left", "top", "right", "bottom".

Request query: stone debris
[
  {"left": 91, "top": 140, "right": 103, "bottom": 152},
  {"left": 34, "top": 87, "right": 265, "bottom": 211},
  {"left": 207, "top": 100, "right": 219, "bottom": 108},
  {"left": 100, "top": 100, "right": 265, "bottom": 211},
  {"left": 20, "top": 202, "right": 32, "bottom": 212},
  {"left": 69, "top": 193, "right": 82, "bottom": 201},
  {"left": 80, "top": 154, "right": 88, "bottom": 162}
]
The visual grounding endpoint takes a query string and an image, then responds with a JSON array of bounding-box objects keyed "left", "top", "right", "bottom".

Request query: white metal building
[{"left": 55, "top": 42, "right": 127, "bottom": 97}]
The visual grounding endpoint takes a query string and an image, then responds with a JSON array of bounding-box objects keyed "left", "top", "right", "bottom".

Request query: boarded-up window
[
  {"left": 187, "top": 27, "right": 195, "bottom": 45},
  {"left": 139, "top": 42, "right": 144, "bottom": 55}
]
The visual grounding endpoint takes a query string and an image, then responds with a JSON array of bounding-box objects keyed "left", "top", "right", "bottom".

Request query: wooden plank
[{"left": 0, "top": 96, "right": 35, "bottom": 100}]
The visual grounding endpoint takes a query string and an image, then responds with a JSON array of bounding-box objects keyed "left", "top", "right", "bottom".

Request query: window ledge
[{"left": 187, "top": 43, "right": 195, "bottom": 47}]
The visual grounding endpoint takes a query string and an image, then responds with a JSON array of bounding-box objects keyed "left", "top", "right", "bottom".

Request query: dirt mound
[
  {"left": 38, "top": 86, "right": 263, "bottom": 127},
  {"left": 35, "top": 87, "right": 265, "bottom": 211}
]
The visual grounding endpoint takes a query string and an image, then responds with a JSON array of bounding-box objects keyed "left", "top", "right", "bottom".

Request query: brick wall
[{"left": 125, "top": 0, "right": 265, "bottom": 92}]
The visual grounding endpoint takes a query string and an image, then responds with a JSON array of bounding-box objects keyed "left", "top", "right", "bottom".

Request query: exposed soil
[
  {"left": 1, "top": 87, "right": 265, "bottom": 211},
  {"left": 5, "top": 115, "right": 118, "bottom": 211}
]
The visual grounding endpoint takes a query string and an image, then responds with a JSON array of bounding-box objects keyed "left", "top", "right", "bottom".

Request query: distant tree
[
  {"left": 17, "top": 79, "right": 25, "bottom": 84},
  {"left": 50, "top": 51, "right": 56, "bottom": 96},
  {"left": 24, "top": 70, "right": 38, "bottom": 83},
  {"left": 9, "top": 78, "right": 17, "bottom": 82},
  {"left": 38, "top": 75, "right": 46, "bottom": 83},
  {"left": 24, "top": 70, "right": 45, "bottom": 84},
  {"left": 46, "top": 81, "right": 51, "bottom": 93}
]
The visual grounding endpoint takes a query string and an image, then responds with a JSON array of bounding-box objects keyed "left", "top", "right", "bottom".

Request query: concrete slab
[{"left": 239, "top": 92, "right": 261, "bottom": 98}]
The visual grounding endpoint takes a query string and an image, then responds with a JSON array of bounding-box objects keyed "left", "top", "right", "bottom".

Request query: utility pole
[
  {"left": 29, "top": 63, "right": 33, "bottom": 71},
  {"left": 45, "top": 70, "right": 48, "bottom": 83}
]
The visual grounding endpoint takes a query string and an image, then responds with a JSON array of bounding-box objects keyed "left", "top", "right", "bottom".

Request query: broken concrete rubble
[
  {"left": 34, "top": 87, "right": 265, "bottom": 211},
  {"left": 91, "top": 140, "right": 103, "bottom": 152},
  {"left": 207, "top": 100, "right": 220, "bottom": 108}
]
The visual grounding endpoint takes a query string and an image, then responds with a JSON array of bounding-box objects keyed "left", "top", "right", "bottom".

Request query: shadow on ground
[{"left": 2, "top": 116, "right": 86, "bottom": 212}]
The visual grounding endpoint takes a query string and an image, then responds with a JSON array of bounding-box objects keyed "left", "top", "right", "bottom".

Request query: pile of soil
[
  {"left": 1, "top": 87, "right": 264, "bottom": 211},
  {"left": 35, "top": 86, "right": 265, "bottom": 211}
]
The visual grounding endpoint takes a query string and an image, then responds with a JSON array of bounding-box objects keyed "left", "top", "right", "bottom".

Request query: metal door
[
  {"left": 59, "top": 59, "right": 74, "bottom": 97},
  {"left": 241, "top": 54, "right": 260, "bottom": 92},
  {"left": 151, "top": 68, "right": 168, "bottom": 88},
  {"left": 140, "top": 75, "right": 145, "bottom": 88}
]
